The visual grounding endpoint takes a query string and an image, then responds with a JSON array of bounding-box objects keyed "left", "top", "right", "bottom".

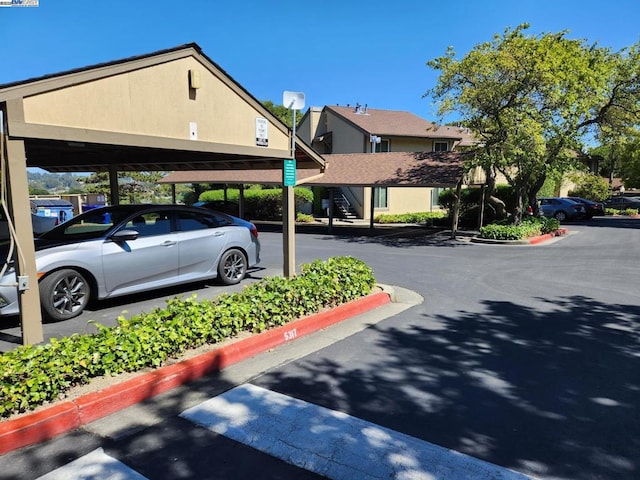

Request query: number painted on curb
[{"left": 284, "top": 329, "right": 297, "bottom": 342}]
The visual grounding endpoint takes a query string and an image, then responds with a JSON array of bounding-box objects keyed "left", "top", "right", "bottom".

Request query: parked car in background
[
  {"left": 603, "top": 196, "right": 640, "bottom": 210},
  {"left": 564, "top": 197, "right": 605, "bottom": 219},
  {"left": 538, "top": 197, "right": 585, "bottom": 222},
  {"left": 0, "top": 204, "right": 260, "bottom": 321}
]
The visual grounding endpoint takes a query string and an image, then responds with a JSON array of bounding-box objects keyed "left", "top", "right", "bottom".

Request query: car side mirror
[{"left": 110, "top": 229, "right": 139, "bottom": 242}]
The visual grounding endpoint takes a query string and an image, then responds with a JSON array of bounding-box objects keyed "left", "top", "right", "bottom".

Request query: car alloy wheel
[
  {"left": 217, "top": 248, "right": 247, "bottom": 285},
  {"left": 40, "top": 269, "right": 90, "bottom": 321},
  {"left": 554, "top": 211, "right": 567, "bottom": 222}
]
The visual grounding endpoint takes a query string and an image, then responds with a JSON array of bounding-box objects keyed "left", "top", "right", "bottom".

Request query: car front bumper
[{"left": 0, "top": 272, "right": 20, "bottom": 316}]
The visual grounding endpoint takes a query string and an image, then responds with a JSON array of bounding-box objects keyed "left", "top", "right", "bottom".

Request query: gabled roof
[
  {"left": 0, "top": 43, "right": 325, "bottom": 172},
  {"left": 325, "top": 105, "right": 472, "bottom": 141}
]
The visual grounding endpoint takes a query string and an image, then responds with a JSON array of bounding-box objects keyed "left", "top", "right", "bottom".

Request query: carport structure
[
  {"left": 160, "top": 149, "right": 476, "bottom": 230},
  {"left": 0, "top": 43, "right": 325, "bottom": 345}
]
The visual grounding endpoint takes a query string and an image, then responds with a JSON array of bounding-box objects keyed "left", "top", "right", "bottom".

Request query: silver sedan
[{"left": 0, "top": 204, "right": 260, "bottom": 321}]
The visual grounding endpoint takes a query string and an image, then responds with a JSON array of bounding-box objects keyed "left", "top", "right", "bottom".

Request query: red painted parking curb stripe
[
  {"left": 0, "top": 291, "right": 390, "bottom": 455},
  {"left": 528, "top": 228, "right": 569, "bottom": 245}
]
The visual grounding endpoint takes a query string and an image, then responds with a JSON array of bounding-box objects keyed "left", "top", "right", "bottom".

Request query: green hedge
[
  {"left": 374, "top": 211, "right": 447, "bottom": 225},
  {"left": 0, "top": 256, "right": 376, "bottom": 418},
  {"left": 479, "top": 216, "right": 560, "bottom": 240},
  {"left": 605, "top": 207, "right": 639, "bottom": 216},
  {"left": 199, "top": 187, "right": 313, "bottom": 220}
]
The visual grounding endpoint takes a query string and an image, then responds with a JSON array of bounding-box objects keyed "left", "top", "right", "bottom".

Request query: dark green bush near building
[{"left": 0, "top": 256, "right": 376, "bottom": 418}]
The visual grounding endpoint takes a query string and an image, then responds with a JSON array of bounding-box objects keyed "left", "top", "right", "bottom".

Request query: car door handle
[
  {"left": 213, "top": 232, "right": 225, "bottom": 237},
  {"left": 162, "top": 240, "right": 177, "bottom": 246}
]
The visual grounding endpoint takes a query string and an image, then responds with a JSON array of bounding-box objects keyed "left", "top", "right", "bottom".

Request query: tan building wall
[
  {"left": 325, "top": 113, "right": 365, "bottom": 153},
  {"left": 22, "top": 57, "right": 290, "bottom": 151}
]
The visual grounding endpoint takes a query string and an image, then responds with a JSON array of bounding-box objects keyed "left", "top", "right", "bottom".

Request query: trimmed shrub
[
  {"left": 198, "top": 187, "right": 313, "bottom": 220},
  {"left": 0, "top": 257, "right": 376, "bottom": 418},
  {"left": 296, "top": 212, "right": 315, "bottom": 223},
  {"left": 479, "top": 216, "right": 560, "bottom": 240},
  {"left": 605, "top": 207, "right": 639, "bottom": 216},
  {"left": 374, "top": 211, "right": 446, "bottom": 225}
]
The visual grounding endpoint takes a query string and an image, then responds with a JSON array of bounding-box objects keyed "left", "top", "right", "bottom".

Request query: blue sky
[{"left": 1, "top": 0, "right": 639, "bottom": 123}]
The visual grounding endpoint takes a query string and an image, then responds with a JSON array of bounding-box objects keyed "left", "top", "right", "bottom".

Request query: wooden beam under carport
[{"left": 3, "top": 135, "right": 43, "bottom": 344}]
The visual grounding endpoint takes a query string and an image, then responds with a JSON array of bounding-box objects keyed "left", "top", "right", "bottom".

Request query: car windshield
[{"left": 39, "top": 207, "right": 138, "bottom": 241}]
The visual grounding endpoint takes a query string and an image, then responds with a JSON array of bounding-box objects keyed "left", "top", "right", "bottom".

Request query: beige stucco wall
[
  {"left": 386, "top": 137, "right": 435, "bottom": 153},
  {"left": 22, "top": 57, "right": 290, "bottom": 151},
  {"left": 326, "top": 114, "right": 365, "bottom": 153},
  {"left": 366, "top": 186, "right": 443, "bottom": 218},
  {"left": 387, "top": 187, "right": 437, "bottom": 214},
  {"left": 298, "top": 107, "right": 321, "bottom": 145}
]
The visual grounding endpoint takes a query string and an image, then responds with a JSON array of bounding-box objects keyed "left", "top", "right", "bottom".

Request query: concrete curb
[
  {"left": 0, "top": 291, "right": 391, "bottom": 455},
  {"left": 527, "top": 227, "right": 569, "bottom": 244}
]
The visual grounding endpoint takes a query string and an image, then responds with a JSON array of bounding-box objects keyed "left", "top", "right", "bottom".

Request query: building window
[
  {"left": 374, "top": 187, "right": 388, "bottom": 208},
  {"left": 434, "top": 141, "right": 449, "bottom": 152},
  {"left": 374, "top": 139, "right": 390, "bottom": 153},
  {"left": 431, "top": 187, "right": 444, "bottom": 206}
]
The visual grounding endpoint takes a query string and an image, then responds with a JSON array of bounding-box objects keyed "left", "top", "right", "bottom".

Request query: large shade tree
[{"left": 426, "top": 24, "right": 640, "bottom": 222}]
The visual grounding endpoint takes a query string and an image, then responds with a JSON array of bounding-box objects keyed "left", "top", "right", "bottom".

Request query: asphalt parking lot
[{"left": 1, "top": 216, "right": 639, "bottom": 479}]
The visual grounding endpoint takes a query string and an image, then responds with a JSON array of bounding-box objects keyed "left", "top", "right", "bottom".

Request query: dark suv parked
[{"left": 564, "top": 197, "right": 605, "bottom": 219}]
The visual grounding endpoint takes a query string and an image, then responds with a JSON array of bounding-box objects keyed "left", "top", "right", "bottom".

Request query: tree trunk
[{"left": 483, "top": 167, "right": 507, "bottom": 220}]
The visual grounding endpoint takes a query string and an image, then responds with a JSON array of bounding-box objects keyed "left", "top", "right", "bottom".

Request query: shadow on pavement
[{"left": 255, "top": 294, "right": 640, "bottom": 480}]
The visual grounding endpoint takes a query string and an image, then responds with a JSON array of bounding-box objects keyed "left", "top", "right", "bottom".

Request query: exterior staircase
[{"left": 333, "top": 189, "right": 358, "bottom": 219}]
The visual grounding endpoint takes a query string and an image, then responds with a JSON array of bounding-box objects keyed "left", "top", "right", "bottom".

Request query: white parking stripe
[
  {"left": 36, "top": 448, "right": 148, "bottom": 480},
  {"left": 181, "top": 383, "right": 536, "bottom": 480}
]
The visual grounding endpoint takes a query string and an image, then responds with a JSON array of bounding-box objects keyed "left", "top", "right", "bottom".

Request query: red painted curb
[
  {"left": 528, "top": 228, "right": 569, "bottom": 245},
  {"left": 0, "top": 291, "right": 390, "bottom": 454}
]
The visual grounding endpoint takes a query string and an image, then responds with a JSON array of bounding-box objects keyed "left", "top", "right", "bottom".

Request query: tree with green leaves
[
  {"left": 426, "top": 24, "right": 640, "bottom": 223},
  {"left": 77, "top": 171, "right": 172, "bottom": 203},
  {"left": 262, "top": 100, "right": 302, "bottom": 128}
]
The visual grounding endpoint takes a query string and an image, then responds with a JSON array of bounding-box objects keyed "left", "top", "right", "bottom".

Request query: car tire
[
  {"left": 40, "top": 269, "right": 90, "bottom": 321},
  {"left": 554, "top": 211, "right": 567, "bottom": 222},
  {"left": 217, "top": 248, "right": 247, "bottom": 285}
]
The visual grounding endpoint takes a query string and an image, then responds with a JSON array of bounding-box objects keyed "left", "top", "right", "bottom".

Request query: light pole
[{"left": 282, "top": 91, "right": 305, "bottom": 278}]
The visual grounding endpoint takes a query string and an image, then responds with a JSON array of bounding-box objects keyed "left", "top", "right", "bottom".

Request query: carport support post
[
  {"left": 370, "top": 187, "right": 375, "bottom": 229},
  {"left": 283, "top": 185, "right": 295, "bottom": 277},
  {"left": 109, "top": 165, "right": 119, "bottom": 205},
  {"left": 328, "top": 188, "right": 334, "bottom": 233},
  {"left": 5, "top": 138, "right": 44, "bottom": 344},
  {"left": 238, "top": 184, "right": 245, "bottom": 218}
]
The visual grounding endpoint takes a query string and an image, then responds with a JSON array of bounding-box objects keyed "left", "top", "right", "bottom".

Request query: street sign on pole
[
  {"left": 282, "top": 91, "right": 305, "bottom": 278},
  {"left": 283, "top": 158, "right": 296, "bottom": 187}
]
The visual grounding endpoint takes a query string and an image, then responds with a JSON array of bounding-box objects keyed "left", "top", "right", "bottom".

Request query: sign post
[{"left": 282, "top": 91, "right": 305, "bottom": 278}]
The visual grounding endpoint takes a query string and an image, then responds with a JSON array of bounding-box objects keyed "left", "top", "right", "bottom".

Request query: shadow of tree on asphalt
[{"left": 256, "top": 295, "right": 640, "bottom": 480}]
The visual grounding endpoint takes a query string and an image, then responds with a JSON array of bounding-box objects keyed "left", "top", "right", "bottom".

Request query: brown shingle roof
[
  {"left": 312, "top": 151, "right": 467, "bottom": 186},
  {"left": 158, "top": 151, "right": 471, "bottom": 187},
  {"left": 326, "top": 105, "right": 471, "bottom": 140}
]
